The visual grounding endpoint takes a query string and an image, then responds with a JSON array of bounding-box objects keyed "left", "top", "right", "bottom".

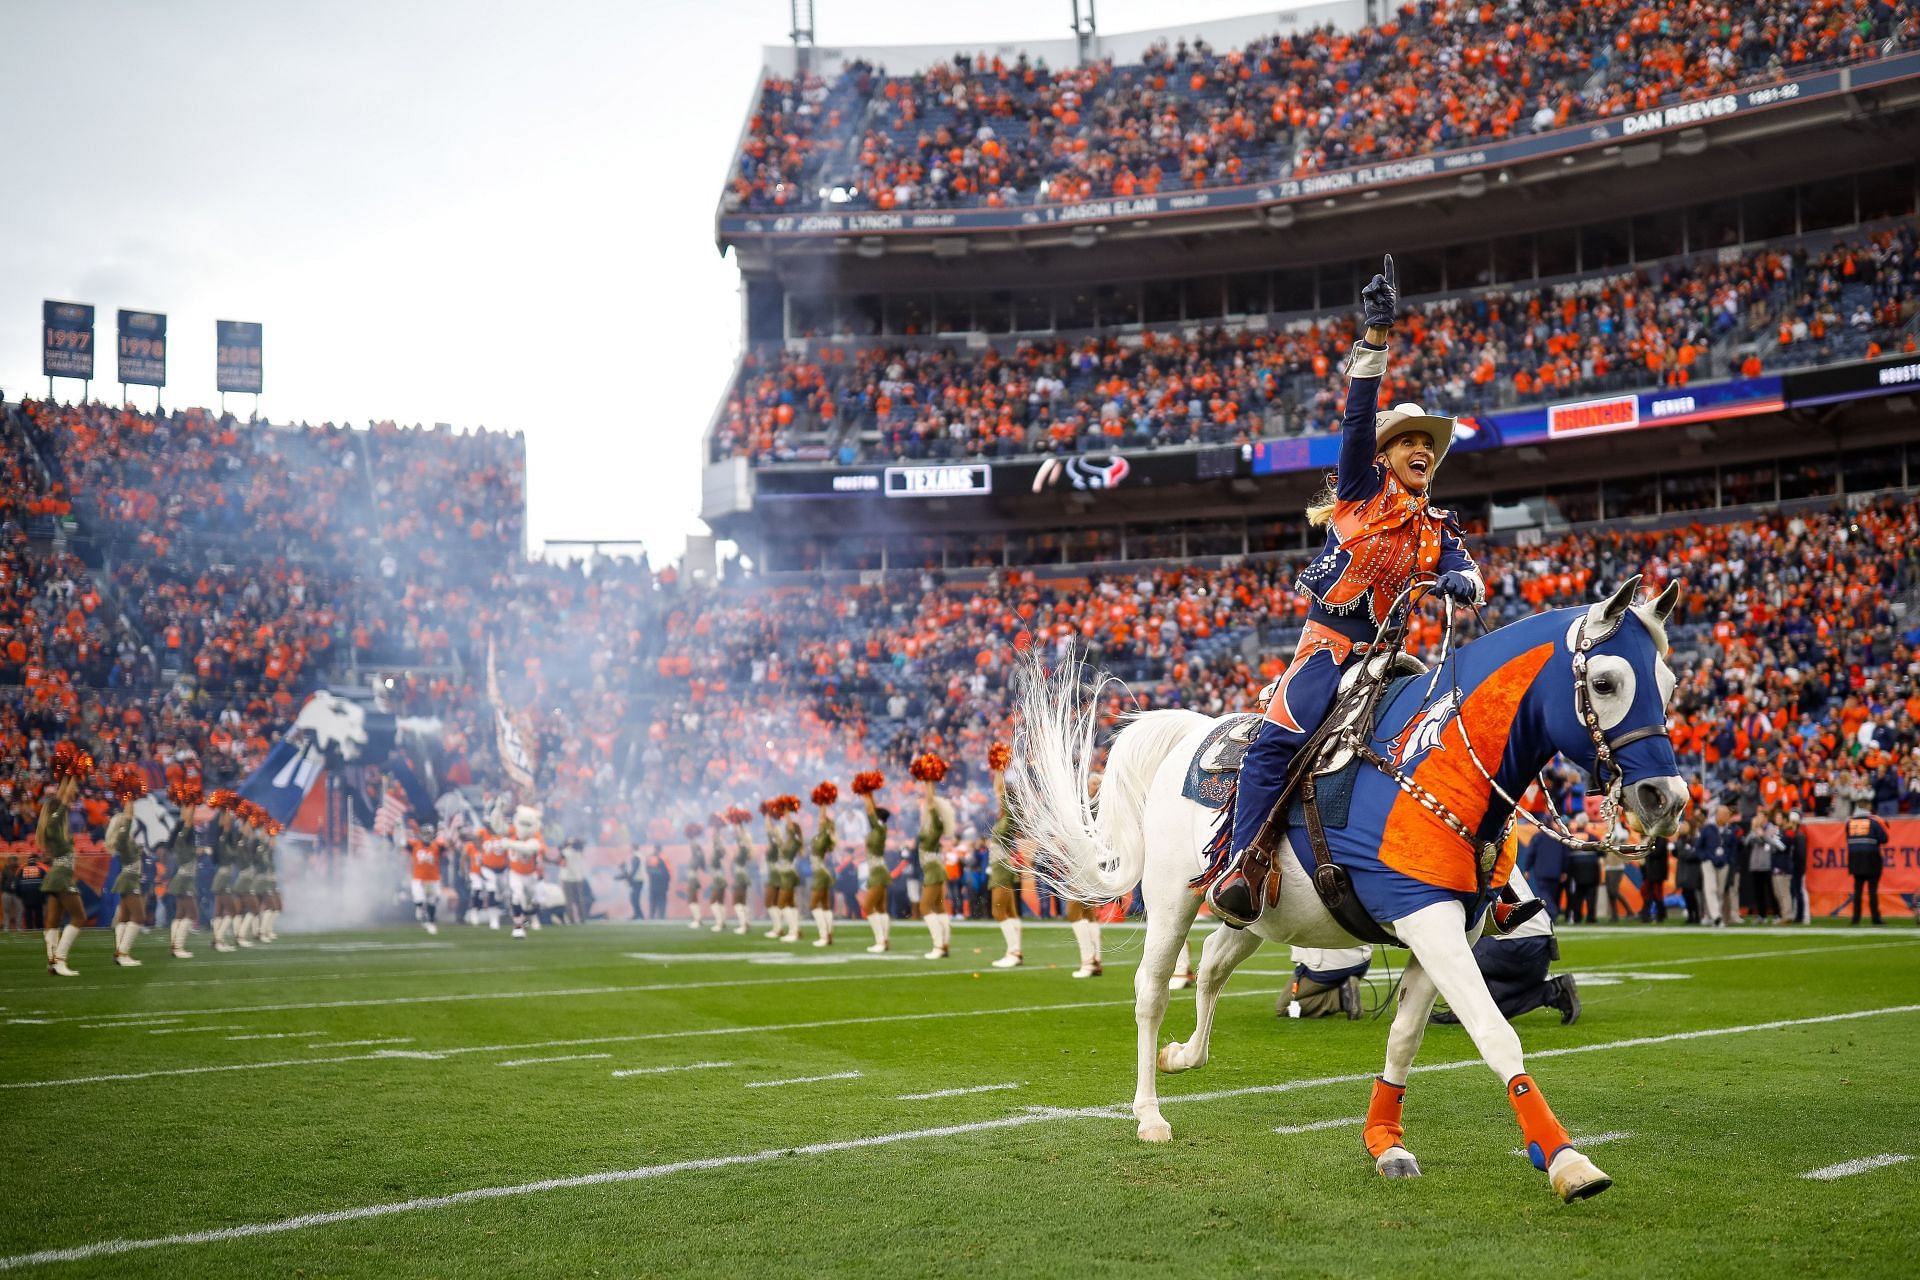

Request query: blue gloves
[
  {"left": 1361, "top": 253, "right": 1397, "bottom": 330},
  {"left": 1434, "top": 571, "right": 1478, "bottom": 603}
]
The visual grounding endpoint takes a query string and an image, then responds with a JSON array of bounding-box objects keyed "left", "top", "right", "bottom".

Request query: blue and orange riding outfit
[{"left": 1210, "top": 257, "right": 1484, "bottom": 927}]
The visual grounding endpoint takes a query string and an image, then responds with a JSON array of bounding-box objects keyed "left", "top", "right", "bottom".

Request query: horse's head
[{"left": 1550, "top": 575, "right": 1688, "bottom": 839}]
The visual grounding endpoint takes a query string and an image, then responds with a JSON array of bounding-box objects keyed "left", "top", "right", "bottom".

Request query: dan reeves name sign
[{"left": 719, "top": 53, "right": 1919, "bottom": 242}]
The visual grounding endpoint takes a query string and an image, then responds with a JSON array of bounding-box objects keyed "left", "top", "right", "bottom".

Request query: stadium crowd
[
  {"left": 3, "top": 401, "right": 1917, "bottom": 932},
  {"left": 712, "top": 223, "right": 1919, "bottom": 464},
  {"left": 726, "top": 0, "right": 1916, "bottom": 214}
]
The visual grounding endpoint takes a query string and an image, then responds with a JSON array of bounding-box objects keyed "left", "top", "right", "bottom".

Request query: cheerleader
[
  {"left": 683, "top": 824, "right": 707, "bottom": 930},
  {"left": 256, "top": 811, "right": 283, "bottom": 942},
  {"left": 39, "top": 744, "right": 92, "bottom": 977},
  {"left": 910, "top": 754, "right": 955, "bottom": 960},
  {"left": 777, "top": 804, "right": 804, "bottom": 942},
  {"left": 853, "top": 773, "right": 890, "bottom": 953},
  {"left": 986, "top": 746, "right": 1023, "bottom": 969},
  {"left": 206, "top": 792, "right": 243, "bottom": 953},
  {"left": 162, "top": 778, "right": 202, "bottom": 958},
  {"left": 106, "top": 765, "right": 149, "bottom": 967},
  {"left": 728, "top": 810, "right": 753, "bottom": 934},
  {"left": 808, "top": 783, "right": 839, "bottom": 947},
  {"left": 706, "top": 817, "right": 729, "bottom": 932}
]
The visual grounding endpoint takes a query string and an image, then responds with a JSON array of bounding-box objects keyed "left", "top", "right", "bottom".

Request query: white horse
[{"left": 1009, "top": 579, "right": 1688, "bottom": 1202}]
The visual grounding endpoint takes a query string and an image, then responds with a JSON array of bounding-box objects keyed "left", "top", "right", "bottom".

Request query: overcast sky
[{"left": 0, "top": 0, "right": 1294, "bottom": 561}]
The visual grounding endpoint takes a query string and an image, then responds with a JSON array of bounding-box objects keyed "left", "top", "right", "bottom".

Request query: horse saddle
[{"left": 1183, "top": 652, "right": 1428, "bottom": 813}]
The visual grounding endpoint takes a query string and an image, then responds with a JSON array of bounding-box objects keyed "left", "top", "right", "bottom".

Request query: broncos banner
[
  {"left": 238, "top": 691, "right": 434, "bottom": 827},
  {"left": 42, "top": 301, "right": 95, "bottom": 378},
  {"left": 487, "top": 642, "right": 536, "bottom": 792}
]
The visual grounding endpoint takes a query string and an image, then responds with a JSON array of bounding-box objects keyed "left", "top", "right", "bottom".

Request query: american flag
[{"left": 372, "top": 787, "right": 407, "bottom": 837}]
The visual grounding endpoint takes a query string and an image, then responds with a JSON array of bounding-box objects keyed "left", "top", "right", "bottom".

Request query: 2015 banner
[
  {"left": 216, "top": 319, "right": 264, "bottom": 393},
  {"left": 117, "top": 309, "right": 168, "bottom": 386},
  {"left": 42, "top": 301, "right": 95, "bottom": 379}
]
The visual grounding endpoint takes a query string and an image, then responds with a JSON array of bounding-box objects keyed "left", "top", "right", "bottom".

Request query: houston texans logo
[
  {"left": 1392, "top": 690, "right": 1459, "bottom": 767},
  {"left": 1032, "top": 454, "right": 1132, "bottom": 493}
]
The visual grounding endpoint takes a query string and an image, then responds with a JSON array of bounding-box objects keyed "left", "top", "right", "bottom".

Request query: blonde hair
[{"left": 1305, "top": 473, "right": 1337, "bottom": 527}]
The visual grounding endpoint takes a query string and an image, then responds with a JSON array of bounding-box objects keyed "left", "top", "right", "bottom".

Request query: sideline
[{"left": 4, "top": 1002, "right": 1916, "bottom": 1270}]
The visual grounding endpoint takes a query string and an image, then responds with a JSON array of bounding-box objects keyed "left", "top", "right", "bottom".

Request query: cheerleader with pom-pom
[
  {"left": 853, "top": 772, "right": 891, "bottom": 953},
  {"left": 808, "top": 783, "right": 839, "bottom": 947},
  {"left": 105, "top": 765, "right": 150, "bottom": 967},
  {"left": 910, "top": 754, "right": 956, "bottom": 959},
  {"left": 38, "top": 744, "right": 92, "bottom": 977}
]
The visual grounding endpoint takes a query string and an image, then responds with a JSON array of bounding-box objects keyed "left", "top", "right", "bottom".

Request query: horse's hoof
[
  {"left": 1138, "top": 1118, "right": 1173, "bottom": 1143},
  {"left": 1548, "top": 1149, "right": 1612, "bottom": 1202},
  {"left": 1156, "top": 1042, "right": 1197, "bottom": 1074},
  {"left": 1374, "top": 1147, "right": 1421, "bottom": 1179}
]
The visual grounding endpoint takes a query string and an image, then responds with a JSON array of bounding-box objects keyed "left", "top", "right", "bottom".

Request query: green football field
[{"left": 3, "top": 917, "right": 1917, "bottom": 1277}]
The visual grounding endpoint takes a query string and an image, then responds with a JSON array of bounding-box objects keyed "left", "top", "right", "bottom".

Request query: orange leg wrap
[
  {"left": 1507, "top": 1073, "right": 1570, "bottom": 1171},
  {"left": 1363, "top": 1077, "right": 1407, "bottom": 1159}
]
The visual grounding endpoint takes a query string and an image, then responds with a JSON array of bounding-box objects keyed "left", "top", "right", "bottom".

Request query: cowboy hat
[{"left": 1375, "top": 402, "right": 1455, "bottom": 464}]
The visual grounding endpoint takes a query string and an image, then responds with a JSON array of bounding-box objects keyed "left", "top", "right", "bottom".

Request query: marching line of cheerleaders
[
  {"left": 670, "top": 745, "right": 1195, "bottom": 985},
  {"left": 22, "top": 742, "right": 284, "bottom": 977}
]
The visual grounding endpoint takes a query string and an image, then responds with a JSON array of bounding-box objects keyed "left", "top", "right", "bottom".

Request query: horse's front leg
[
  {"left": 1159, "top": 921, "right": 1262, "bottom": 1073},
  {"left": 1364, "top": 953, "right": 1436, "bottom": 1179},
  {"left": 1395, "top": 901, "right": 1611, "bottom": 1202}
]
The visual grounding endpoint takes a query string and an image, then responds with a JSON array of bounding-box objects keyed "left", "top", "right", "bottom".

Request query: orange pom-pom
[
  {"left": 988, "top": 742, "right": 1012, "bottom": 772},
  {"left": 775, "top": 794, "right": 802, "bottom": 818},
  {"left": 108, "top": 764, "right": 149, "bottom": 802},
  {"left": 169, "top": 777, "right": 204, "bottom": 808},
  {"left": 684, "top": 822, "right": 704, "bottom": 839},
  {"left": 910, "top": 753, "right": 950, "bottom": 783},
  {"left": 850, "top": 770, "right": 884, "bottom": 796},
  {"left": 207, "top": 789, "right": 238, "bottom": 812},
  {"left": 811, "top": 782, "right": 839, "bottom": 807},
  {"left": 51, "top": 741, "right": 94, "bottom": 782},
  {"left": 759, "top": 798, "right": 778, "bottom": 818},
  {"left": 725, "top": 805, "right": 753, "bottom": 826}
]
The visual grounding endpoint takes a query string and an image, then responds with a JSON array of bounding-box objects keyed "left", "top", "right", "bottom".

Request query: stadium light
[
  {"left": 855, "top": 237, "right": 885, "bottom": 259},
  {"left": 1458, "top": 172, "right": 1487, "bottom": 198}
]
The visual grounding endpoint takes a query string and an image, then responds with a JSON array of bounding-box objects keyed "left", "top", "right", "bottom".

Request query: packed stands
[
  {"left": 713, "top": 222, "right": 1919, "bottom": 464},
  {"left": 725, "top": 0, "right": 1918, "bottom": 215}
]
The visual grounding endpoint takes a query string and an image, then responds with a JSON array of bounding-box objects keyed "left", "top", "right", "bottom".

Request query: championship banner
[
  {"left": 216, "top": 319, "right": 264, "bottom": 393},
  {"left": 42, "top": 301, "right": 95, "bottom": 378},
  {"left": 1804, "top": 816, "right": 1919, "bottom": 919},
  {"left": 117, "top": 309, "right": 168, "bottom": 386}
]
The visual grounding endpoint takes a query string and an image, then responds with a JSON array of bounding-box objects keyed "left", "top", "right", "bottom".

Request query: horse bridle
[{"left": 1350, "top": 586, "right": 1664, "bottom": 866}]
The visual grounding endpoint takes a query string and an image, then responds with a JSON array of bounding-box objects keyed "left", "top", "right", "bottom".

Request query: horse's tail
[{"left": 1009, "top": 645, "right": 1208, "bottom": 904}]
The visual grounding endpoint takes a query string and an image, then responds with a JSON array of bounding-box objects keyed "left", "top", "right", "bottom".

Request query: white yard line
[
  {"left": 497, "top": 1054, "right": 612, "bottom": 1068},
  {"left": 10, "top": 1001, "right": 1918, "bottom": 1271},
  {"left": 610, "top": 1061, "right": 735, "bottom": 1079},
  {"left": 1151, "top": 1003, "right": 1920, "bottom": 1109},
  {"left": 1799, "top": 1153, "right": 1913, "bottom": 1180},
  {"left": 743, "top": 1071, "right": 862, "bottom": 1089},
  {"left": 896, "top": 1082, "right": 1021, "bottom": 1101},
  {"left": 147, "top": 1026, "right": 247, "bottom": 1036},
  {"left": 0, "top": 1111, "right": 1106, "bottom": 1273},
  {"left": 30, "top": 966, "right": 1027, "bottom": 1026},
  {"left": 1272, "top": 1116, "right": 1366, "bottom": 1136},
  {"left": 0, "top": 965, "right": 539, "bottom": 995},
  {"left": 79, "top": 1019, "right": 183, "bottom": 1030},
  {"left": 313, "top": 1038, "right": 414, "bottom": 1049},
  {"left": 0, "top": 990, "right": 1284, "bottom": 1091},
  {"left": 1510, "top": 1131, "right": 1631, "bottom": 1157},
  {"left": 226, "top": 1031, "right": 328, "bottom": 1042}
]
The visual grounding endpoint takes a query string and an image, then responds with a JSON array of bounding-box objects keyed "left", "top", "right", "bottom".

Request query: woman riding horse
[{"left": 1210, "top": 254, "right": 1485, "bottom": 929}]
